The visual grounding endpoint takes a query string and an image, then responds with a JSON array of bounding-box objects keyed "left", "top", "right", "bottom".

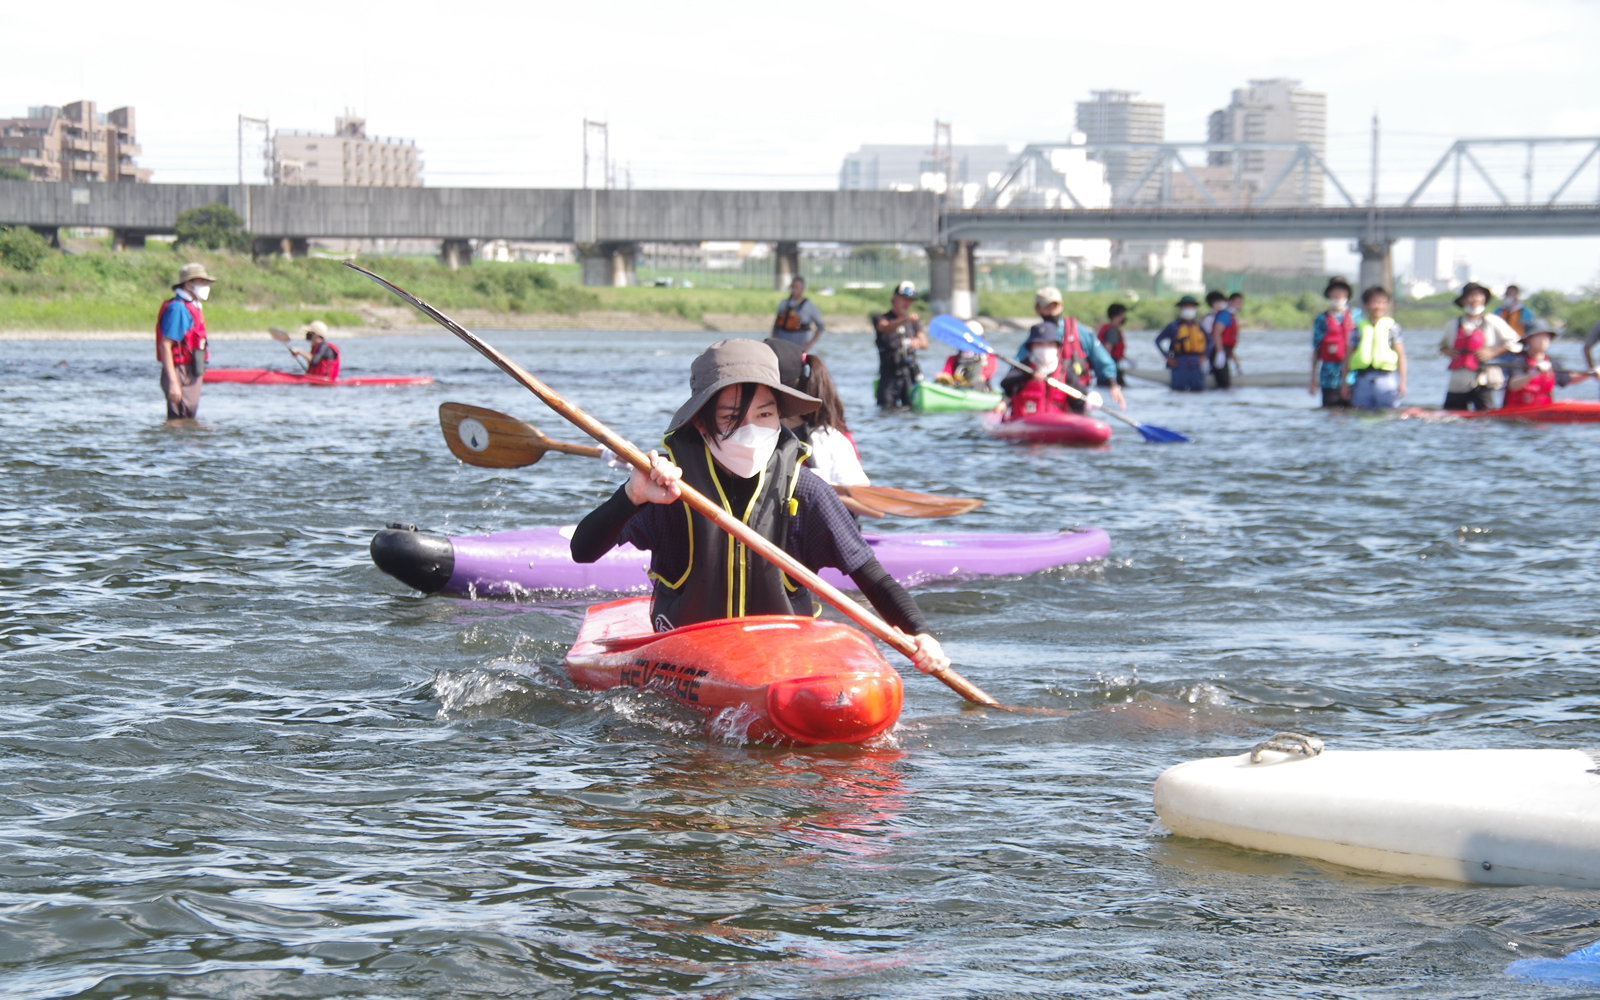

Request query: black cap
[{"left": 1177, "top": 295, "right": 1199, "bottom": 307}]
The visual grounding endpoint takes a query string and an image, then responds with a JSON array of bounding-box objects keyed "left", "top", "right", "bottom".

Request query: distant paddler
[
  {"left": 156, "top": 262, "right": 216, "bottom": 420},
  {"left": 1155, "top": 295, "right": 1210, "bottom": 393},
  {"left": 1495, "top": 284, "right": 1535, "bottom": 338},
  {"left": 291, "top": 321, "right": 341, "bottom": 380},
  {"left": 569, "top": 338, "right": 950, "bottom": 674},
  {"left": 873, "top": 280, "right": 926, "bottom": 408},
  {"left": 1017, "top": 286, "right": 1125, "bottom": 411},
  {"left": 1439, "top": 281, "right": 1520, "bottom": 411},
  {"left": 770, "top": 276, "right": 826, "bottom": 350},
  {"left": 1503, "top": 318, "right": 1591, "bottom": 408},
  {"left": 1310, "top": 277, "right": 1358, "bottom": 408},
  {"left": 1339, "top": 286, "right": 1407, "bottom": 410}
]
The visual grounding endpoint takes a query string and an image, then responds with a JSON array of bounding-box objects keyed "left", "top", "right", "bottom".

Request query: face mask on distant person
[
  {"left": 1465, "top": 302, "right": 1486, "bottom": 316},
  {"left": 1179, "top": 307, "right": 1197, "bottom": 321},
  {"left": 192, "top": 284, "right": 211, "bottom": 301},
  {"left": 706, "top": 422, "right": 779, "bottom": 478},
  {"left": 1328, "top": 296, "right": 1348, "bottom": 311},
  {"left": 1029, "top": 346, "right": 1060, "bottom": 370}
]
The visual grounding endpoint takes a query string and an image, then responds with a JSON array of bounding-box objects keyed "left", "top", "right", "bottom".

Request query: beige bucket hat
[
  {"left": 175, "top": 262, "right": 216, "bottom": 287},
  {"left": 667, "top": 339, "right": 820, "bottom": 432},
  {"left": 302, "top": 320, "right": 329, "bottom": 339}
]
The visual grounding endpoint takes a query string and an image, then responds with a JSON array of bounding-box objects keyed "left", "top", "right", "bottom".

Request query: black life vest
[{"left": 649, "top": 425, "right": 814, "bottom": 632}]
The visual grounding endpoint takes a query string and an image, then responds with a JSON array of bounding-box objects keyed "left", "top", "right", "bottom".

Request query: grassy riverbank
[{"left": 3, "top": 242, "right": 1595, "bottom": 336}]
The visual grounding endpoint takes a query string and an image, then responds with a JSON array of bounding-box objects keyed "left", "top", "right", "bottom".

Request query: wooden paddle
[
  {"left": 268, "top": 327, "right": 309, "bottom": 371},
  {"left": 437, "top": 402, "right": 984, "bottom": 519},
  {"left": 347, "top": 262, "right": 1000, "bottom": 707}
]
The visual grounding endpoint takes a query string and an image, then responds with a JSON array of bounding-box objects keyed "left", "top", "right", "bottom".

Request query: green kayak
[{"left": 911, "top": 381, "right": 1001, "bottom": 413}]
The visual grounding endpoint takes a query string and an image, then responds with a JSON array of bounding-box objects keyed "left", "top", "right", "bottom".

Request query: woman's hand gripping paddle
[
  {"left": 438, "top": 402, "right": 983, "bottom": 518},
  {"left": 348, "top": 262, "right": 1001, "bottom": 707},
  {"left": 927, "top": 315, "right": 1191, "bottom": 443},
  {"left": 268, "top": 328, "right": 309, "bottom": 372}
]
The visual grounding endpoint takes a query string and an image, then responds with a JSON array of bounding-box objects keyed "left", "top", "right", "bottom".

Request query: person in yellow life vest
[
  {"left": 1339, "top": 286, "right": 1407, "bottom": 409},
  {"left": 1495, "top": 284, "right": 1535, "bottom": 337},
  {"left": 1154, "top": 295, "right": 1211, "bottom": 392}
]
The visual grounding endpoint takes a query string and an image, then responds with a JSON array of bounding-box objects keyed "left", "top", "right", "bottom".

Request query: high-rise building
[
  {"left": 1074, "top": 90, "right": 1164, "bottom": 197},
  {"left": 1203, "top": 79, "right": 1327, "bottom": 274},
  {"left": 838, "top": 144, "right": 1013, "bottom": 196},
  {"left": 0, "top": 100, "right": 149, "bottom": 182},
  {"left": 272, "top": 112, "right": 422, "bottom": 187}
]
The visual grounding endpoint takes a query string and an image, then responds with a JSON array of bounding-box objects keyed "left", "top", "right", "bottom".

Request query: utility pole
[
  {"left": 1366, "top": 112, "right": 1379, "bottom": 243},
  {"left": 582, "top": 119, "right": 610, "bottom": 190},
  {"left": 238, "top": 114, "right": 269, "bottom": 230},
  {"left": 933, "top": 119, "right": 954, "bottom": 207}
]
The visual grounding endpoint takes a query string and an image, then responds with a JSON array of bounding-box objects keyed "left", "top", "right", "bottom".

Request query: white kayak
[{"left": 1152, "top": 740, "right": 1600, "bottom": 887}]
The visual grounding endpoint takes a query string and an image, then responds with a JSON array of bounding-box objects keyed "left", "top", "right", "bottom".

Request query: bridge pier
[
  {"left": 578, "top": 242, "right": 637, "bottom": 287},
  {"left": 927, "top": 241, "right": 978, "bottom": 319},
  {"left": 1357, "top": 238, "right": 1394, "bottom": 294},
  {"left": 440, "top": 239, "right": 474, "bottom": 270},
  {"left": 774, "top": 242, "right": 800, "bottom": 290}
]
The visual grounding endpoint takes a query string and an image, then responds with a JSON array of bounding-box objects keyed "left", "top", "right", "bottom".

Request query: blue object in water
[{"left": 1508, "top": 940, "right": 1600, "bottom": 985}]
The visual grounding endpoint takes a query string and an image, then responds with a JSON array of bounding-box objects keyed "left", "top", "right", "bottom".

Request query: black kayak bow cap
[{"left": 667, "top": 339, "right": 820, "bottom": 432}]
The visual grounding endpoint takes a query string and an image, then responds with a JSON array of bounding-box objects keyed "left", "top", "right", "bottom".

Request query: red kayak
[
  {"left": 563, "top": 597, "right": 903, "bottom": 745},
  {"left": 204, "top": 368, "right": 433, "bottom": 387},
  {"left": 981, "top": 410, "right": 1112, "bottom": 446},
  {"left": 1400, "top": 401, "right": 1600, "bottom": 424}
]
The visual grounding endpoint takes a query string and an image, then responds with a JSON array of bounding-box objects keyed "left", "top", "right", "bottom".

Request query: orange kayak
[{"left": 563, "top": 597, "right": 903, "bottom": 745}]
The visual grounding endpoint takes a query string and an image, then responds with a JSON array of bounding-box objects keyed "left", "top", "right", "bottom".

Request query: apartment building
[
  {"left": 1074, "top": 90, "right": 1164, "bottom": 195},
  {"left": 272, "top": 113, "right": 422, "bottom": 187},
  {"left": 0, "top": 100, "right": 150, "bottom": 182}
]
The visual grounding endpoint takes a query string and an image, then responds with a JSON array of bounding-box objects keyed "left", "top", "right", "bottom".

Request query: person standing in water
[
  {"left": 1200, "top": 291, "right": 1234, "bottom": 389},
  {"left": 569, "top": 339, "right": 948, "bottom": 673},
  {"left": 771, "top": 276, "right": 826, "bottom": 349},
  {"left": 291, "top": 321, "right": 340, "bottom": 380},
  {"left": 1495, "top": 284, "right": 1535, "bottom": 338},
  {"left": 1310, "top": 278, "right": 1359, "bottom": 408},
  {"left": 1340, "top": 286, "right": 1407, "bottom": 410},
  {"left": 1438, "top": 281, "right": 1520, "bottom": 411},
  {"left": 1096, "top": 303, "right": 1129, "bottom": 388},
  {"left": 873, "top": 280, "right": 926, "bottom": 408},
  {"left": 1155, "top": 296, "right": 1210, "bottom": 392},
  {"left": 155, "top": 262, "right": 216, "bottom": 421}
]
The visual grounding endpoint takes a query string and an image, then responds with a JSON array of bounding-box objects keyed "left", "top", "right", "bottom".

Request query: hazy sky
[{"left": 5, "top": 0, "right": 1598, "bottom": 288}]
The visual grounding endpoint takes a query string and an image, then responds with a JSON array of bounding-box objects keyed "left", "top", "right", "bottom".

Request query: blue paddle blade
[
  {"left": 928, "top": 314, "right": 994, "bottom": 356},
  {"left": 1133, "top": 422, "right": 1192, "bottom": 443},
  {"left": 1509, "top": 939, "right": 1600, "bottom": 985}
]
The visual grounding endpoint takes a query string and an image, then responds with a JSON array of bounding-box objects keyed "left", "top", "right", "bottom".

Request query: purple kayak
[{"left": 370, "top": 523, "right": 1110, "bottom": 597}]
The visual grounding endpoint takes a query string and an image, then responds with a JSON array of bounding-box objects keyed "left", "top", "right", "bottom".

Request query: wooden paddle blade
[
  {"left": 439, "top": 402, "right": 551, "bottom": 468},
  {"left": 836, "top": 493, "right": 887, "bottom": 519},
  {"left": 837, "top": 485, "right": 983, "bottom": 518},
  {"left": 268, "top": 327, "right": 290, "bottom": 342}
]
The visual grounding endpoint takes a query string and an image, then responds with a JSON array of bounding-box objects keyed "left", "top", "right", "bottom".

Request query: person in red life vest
[
  {"left": 1155, "top": 295, "right": 1210, "bottom": 392},
  {"left": 934, "top": 346, "right": 998, "bottom": 389},
  {"left": 1438, "top": 281, "right": 1520, "bottom": 411},
  {"left": 1309, "top": 278, "right": 1358, "bottom": 408},
  {"left": 1015, "top": 286, "right": 1125, "bottom": 411},
  {"left": 568, "top": 338, "right": 950, "bottom": 674},
  {"left": 999, "top": 324, "right": 1108, "bottom": 418},
  {"left": 1096, "top": 303, "right": 1129, "bottom": 388},
  {"left": 1503, "top": 318, "right": 1591, "bottom": 408},
  {"left": 155, "top": 262, "right": 216, "bottom": 421},
  {"left": 1200, "top": 291, "right": 1234, "bottom": 390},
  {"left": 1219, "top": 293, "right": 1242, "bottom": 379},
  {"left": 291, "top": 321, "right": 340, "bottom": 380}
]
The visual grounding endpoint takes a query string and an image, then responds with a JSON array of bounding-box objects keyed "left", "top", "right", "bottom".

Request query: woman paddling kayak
[{"left": 569, "top": 339, "right": 949, "bottom": 674}]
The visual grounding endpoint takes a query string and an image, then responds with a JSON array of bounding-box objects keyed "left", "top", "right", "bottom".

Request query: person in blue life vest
[
  {"left": 155, "top": 262, "right": 216, "bottom": 420},
  {"left": 291, "top": 321, "right": 341, "bottom": 380},
  {"left": 770, "top": 276, "right": 826, "bottom": 350},
  {"left": 1339, "top": 286, "right": 1407, "bottom": 409},
  {"left": 1012, "top": 286, "right": 1125, "bottom": 412},
  {"left": 568, "top": 338, "right": 950, "bottom": 674},
  {"left": 1310, "top": 277, "right": 1360, "bottom": 408},
  {"left": 1154, "top": 295, "right": 1211, "bottom": 392}
]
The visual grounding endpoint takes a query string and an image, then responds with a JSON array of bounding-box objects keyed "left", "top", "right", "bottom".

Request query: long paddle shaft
[{"left": 347, "top": 263, "right": 999, "bottom": 707}]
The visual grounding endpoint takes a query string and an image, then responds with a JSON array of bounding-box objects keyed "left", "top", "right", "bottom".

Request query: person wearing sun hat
[
  {"left": 291, "top": 320, "right": 340, "bottom": 380},
  {"left": 155, "top": 262, "right": 217, "bottom": 420},
  {"left": 569, "top": 338, "right": 949, "bottom": 673},
  {"left": 1503, "top": 316, "right": 1591, "bottom": 409},
  {"left": 1438, "top": 281, "right": 1520, "bottom": 410},
  {"left": 1154, "top": 294, "right": 1211, "bottom": 392}
]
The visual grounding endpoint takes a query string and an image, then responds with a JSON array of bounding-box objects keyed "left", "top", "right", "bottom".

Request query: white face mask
[
  {"left": 1179, "top": 307, "right": 1197, "bottom": 321},
  {"left": 706, "top": 422, "right": 779, "bottom": 479},
  {"left": 192, "top": 284, "right": 211, "bottom": 301},
  {"left": 1029, "top": 346, "right": 1060, "bottom": 370},
  {"left": 1465, "top": 302, "right": 1486, "bottom": 316},
  {"left": 1328, "top": 297, "right": 1348, "bottom": 311}
]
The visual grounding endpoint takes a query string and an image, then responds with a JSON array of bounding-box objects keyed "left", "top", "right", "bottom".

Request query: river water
[{"left": 3, "top": 322, "right": 1599, "bottom": 999}]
